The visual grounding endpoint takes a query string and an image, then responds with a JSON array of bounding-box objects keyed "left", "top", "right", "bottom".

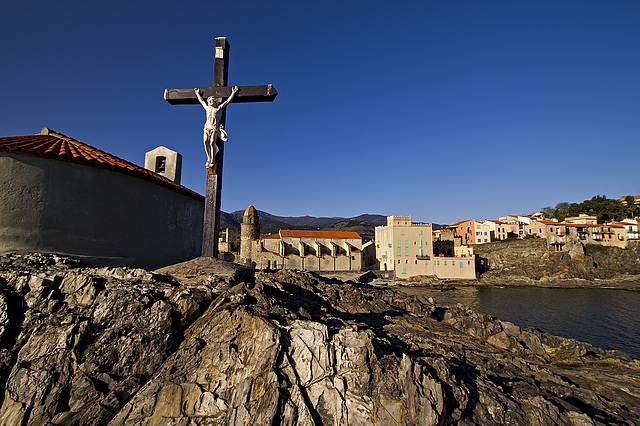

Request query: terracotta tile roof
[
  {"left": 279, "top": 230, "right": 362, "bottom": 240},
  {"left": 0, "top": 128, "right": 203, "bottom": 201},
  {"left": 536, "top": 220, "right": 562, "bottom": 225},
  {"left": 262, "top": 234, "right": 280, "bottom": 239},
  {"left": 448, "top": 220, "right": 472, "bottom": 228}
]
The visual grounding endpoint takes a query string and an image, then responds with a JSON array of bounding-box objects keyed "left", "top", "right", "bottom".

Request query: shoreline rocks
[
  {"left": 474, "top": 239, "right": 640, "bottom": 283},
  {"left": 0, "top": 253, "right": 639, "bottom": 424},
  {"left": 386, "top": 274, "right": 640, "bottom": 291}
]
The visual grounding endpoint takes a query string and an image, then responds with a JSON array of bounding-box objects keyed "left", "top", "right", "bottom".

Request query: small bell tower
[{"left": 144, "top": 146, "right": 182, "bottom": 184}]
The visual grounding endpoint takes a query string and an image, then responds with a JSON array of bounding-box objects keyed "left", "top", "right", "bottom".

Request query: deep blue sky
[{"left": 2, "top": 1, "right": 639, "bottom": 224}]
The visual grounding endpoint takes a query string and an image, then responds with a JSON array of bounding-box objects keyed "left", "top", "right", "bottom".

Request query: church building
[
  {"left": 0, "top": 128, "right": 204, "bottom": 268},
  {"left": 240, "top": 206, "right": 364, "bottom": 271}
]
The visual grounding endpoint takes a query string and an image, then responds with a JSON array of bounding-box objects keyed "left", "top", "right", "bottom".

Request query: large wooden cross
[{"left": 164, "top": 37, "right": 277, "bottom": 258}]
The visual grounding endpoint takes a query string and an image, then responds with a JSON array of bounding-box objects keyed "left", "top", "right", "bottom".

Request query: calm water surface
[{"left": 399, "top": 286, "right": 640, "bottom": 360}]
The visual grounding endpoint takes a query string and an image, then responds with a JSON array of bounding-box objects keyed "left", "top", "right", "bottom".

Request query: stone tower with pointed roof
[{"left": 240, "top": 205, "right": 260, "bottom": 265}]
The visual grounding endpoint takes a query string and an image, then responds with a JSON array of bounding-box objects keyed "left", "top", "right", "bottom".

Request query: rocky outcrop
[
  {"left": 0, "top": 252, "right": 639, "bottom": 424},
  {"left": 474, "top": 239, "right": 640, "bottom": 286}
]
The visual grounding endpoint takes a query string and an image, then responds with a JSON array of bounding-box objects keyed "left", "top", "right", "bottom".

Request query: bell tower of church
[{"left": 240, "top": 205, "right": 260, "bottom": 265}]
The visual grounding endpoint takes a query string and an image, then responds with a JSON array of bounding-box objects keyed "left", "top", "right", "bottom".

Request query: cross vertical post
[{"left": 201, "top": 37, "right": 229, "bottom": 258}]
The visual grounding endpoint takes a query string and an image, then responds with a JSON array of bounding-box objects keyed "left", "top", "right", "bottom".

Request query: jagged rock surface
[
  {"left": 0, "top": 253, "right": 639, "bottom": 425},
  {"left": 475, "top": 239, "right": 640, "bottom": 285}
]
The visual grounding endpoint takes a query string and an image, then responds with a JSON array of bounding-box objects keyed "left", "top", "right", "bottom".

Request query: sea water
[{"left": 399, "top": 286, "right": 640, "bottom": 360}]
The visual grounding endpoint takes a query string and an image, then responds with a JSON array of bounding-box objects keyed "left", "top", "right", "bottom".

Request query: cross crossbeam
[{"left": 164, "top": 85, "right": 277, "bottom": 105}]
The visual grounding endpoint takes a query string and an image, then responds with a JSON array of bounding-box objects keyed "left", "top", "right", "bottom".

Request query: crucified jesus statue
[{"left": 195, "top": 86, "right": 239, "bottom": 168}]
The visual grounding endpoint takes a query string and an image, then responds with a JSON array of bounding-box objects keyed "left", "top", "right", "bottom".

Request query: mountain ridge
[
  {"left": 221, "top": 211, "right": 446, "bottom": 241},
  {"left": 228, "top": 210, "right": 388, "bottom": 228}
]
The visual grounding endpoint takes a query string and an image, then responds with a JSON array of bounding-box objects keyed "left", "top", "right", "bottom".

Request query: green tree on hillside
[
  {"left": 626, "top": 195, "right": 639, "bottom": 218},
  {"left": 541, "top": 202, "right": 572, "bottom": 221},
  {"left": 542, "top": 195, "right": 635, "bottom": 223}
]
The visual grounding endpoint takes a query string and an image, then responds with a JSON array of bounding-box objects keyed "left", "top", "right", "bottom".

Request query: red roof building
[
  {"left": 0, "top": 128, "right": 204, "bottom": 268},
  {"left": 239, "top": 207, "right": 365, "bottom": 271},
  {"left": 0, "top": 128, "right": 202, "bottom": 200}
]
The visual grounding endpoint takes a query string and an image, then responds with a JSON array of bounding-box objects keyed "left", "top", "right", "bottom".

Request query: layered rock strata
[
  {"left": 0, "top": 253, "right": 638, "bottom": 425},
  {"left": 474, "top": 239, "right": 640, "bottom": 287}
]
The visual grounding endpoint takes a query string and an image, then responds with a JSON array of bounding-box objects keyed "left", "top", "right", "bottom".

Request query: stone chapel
[{"left": 0, "top": 128, "right": 204, "bottom": 268}]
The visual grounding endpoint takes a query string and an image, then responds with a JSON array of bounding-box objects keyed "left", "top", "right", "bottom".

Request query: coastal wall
[{"left": 0, "top": 153, "right": 204, "bottom": 269}]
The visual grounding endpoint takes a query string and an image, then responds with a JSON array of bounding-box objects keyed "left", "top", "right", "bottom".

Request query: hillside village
[
  {"left": 447, "top": 207, "right": 640, "bottom": 251},
  {"left": 220, "top": 198, "right": 640, "bottom": 253},
  {"left": 216, "top": 197, "right": 640, "bottom": 281},
  {"left": 371, "top": 205, "right": 639, "bottom": 280}
]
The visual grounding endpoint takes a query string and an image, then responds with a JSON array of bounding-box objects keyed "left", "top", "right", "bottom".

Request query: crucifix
[{"left": 164, "top": 37, "right": 277, "bottom": 258}]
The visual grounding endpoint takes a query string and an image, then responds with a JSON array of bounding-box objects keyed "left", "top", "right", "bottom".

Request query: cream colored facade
[
  {"left": 375, "top": 216, "right": 476, "bottom": 279},
  {"left": 525, "top": 220, "right": 561, "bottom": 239},
  {"left": 500, "top": 215, "right": 534, "bottom": 238},
  {"left": 490, "top": 220, "right": 508, "bottom": 241},
  {"left": 620, "top": 219, "right": 640, "bottom": 241},
  {"left": 565, "top": 214, "right": 598, "bottom": 225},
  {"left": 601, "top": 224, "right": 627, "bottom": 248},
  {"left": 474, "top": 221, "right": 491, "bottom": 244},
  {"left": 248, "top": 230, "right": 363, "bottom": 271}
]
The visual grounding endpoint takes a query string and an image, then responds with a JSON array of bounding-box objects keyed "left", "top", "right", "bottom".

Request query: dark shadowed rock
[{"left": 0, "top": 253, "right": 638, "bottom": 425}]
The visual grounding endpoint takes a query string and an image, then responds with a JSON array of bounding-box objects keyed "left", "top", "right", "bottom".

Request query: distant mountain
[
  {"left": 321, "top": 219, "right": 379, "bottom": 242},
  {"left": 221, "top": 210, "right": 444, "bottom": 240},
  {"left": 349, "top": 214, "right": 387, "bottom": 225},
  {"left": 228, "top": 210, "right": 387, "bottom": 230},
  {"left": 219, "top": 211, "right": 241, "bottom": 230}
]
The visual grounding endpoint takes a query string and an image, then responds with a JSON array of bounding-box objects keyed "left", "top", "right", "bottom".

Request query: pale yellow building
[
  {"left": 565, "top": 214, "right": 598, "bottom": 225},
  {"left": 375, "top": 216, "right": 476, "bottom": 279},
  {"left": 474, "top": 221, "right": 491, "bottom": 244},
  {"left": 485, "top": 220, "right": 508, "bottom": 241}
]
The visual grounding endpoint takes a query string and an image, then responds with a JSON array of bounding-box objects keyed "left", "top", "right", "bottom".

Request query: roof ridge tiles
[
  {"left": 43, "top": 140, "right": 61, "bottom": 156},
  {"left": 1, "top": 129, "right": 203, "bottom": 201},
  {"left": 59, "top": 140, "right": 71, "bottom": 158},
  {"left": 66, "top": 141, "right": 84, "bottom": 159}
]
